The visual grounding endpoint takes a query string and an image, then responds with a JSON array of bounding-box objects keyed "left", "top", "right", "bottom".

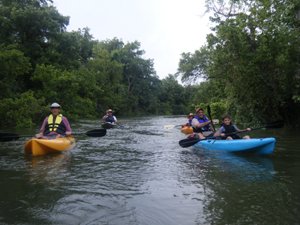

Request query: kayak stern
[{"left": 181, "top": 126, "right": 193, "bottom": 134}]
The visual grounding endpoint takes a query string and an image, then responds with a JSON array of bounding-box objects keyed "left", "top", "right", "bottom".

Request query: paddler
[
  {"left": 191, "top": 108, "right": 214, "bottom": 137},
  {"left": 182, "top": 113, "right": 194, "bottom": 127},
  {"left": 102, "top": 109, "right": 117, "bottom": 124},
  {"left": 214, "top": 114, "right": 251, "bottom": 140},
  {"left": 35, "top": 102, "right": 72, "bottom": 139}
]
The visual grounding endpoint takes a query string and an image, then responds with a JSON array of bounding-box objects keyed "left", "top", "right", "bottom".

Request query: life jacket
[
  {"left": 193, "top": 115, "right": 210, "bottom": 132},
  {"left": 44, "top": 114, "right": 66, "bottom": 135},
  {"left": 222, "top": 124, "right": 240, "bottom": 139},
  {"left": 223, "top": 124, "right": 237, "bottom": 134},
  {"left": 188, "top": 118, "right": 193, "bottom": 126},
  {"left": 105, "top": 115, "right": 116, "bottom": 123}
]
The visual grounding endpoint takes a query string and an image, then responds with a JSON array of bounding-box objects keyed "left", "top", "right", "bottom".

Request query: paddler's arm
[
  {"left": 192, "top": 118, "right": 211, "bottom": 128},
  {"left": 102, "top": 114, "right": 108, "bottom": 121},
  {"left": 35, "top": 117, "right": 48, "bottom": 138},
  {"left": 214, "top": 127, "right": 224, "bottom": 137},
  {"left": 234, "top": 125, "right": 251, "bottom": 132},
  {"left": 63, "top": 117, "right": 72, "bottom": 136}
]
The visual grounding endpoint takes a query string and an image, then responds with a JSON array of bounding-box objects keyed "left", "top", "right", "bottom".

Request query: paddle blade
[
  {"left": 164, "top": 125, "right": 175, "bottom": 129},
  {"left": 0, "top": 132, "right": 20, "bottom": 142},
  {"left": 179, "top": 138, "right": 201, "bottom": 148},
  {"left": 85, "top": 129, "right": 107, "bottom": 137}
]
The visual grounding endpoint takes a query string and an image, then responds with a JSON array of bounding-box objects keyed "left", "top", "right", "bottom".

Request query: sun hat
[
  {"left": 107, "top": 109, "right": 113, "bottom": 113},
  {"left": 50, "top": 102, "right": 61, "bottom": 108},
  {"left": 188, "top": 113, "right": 194, "bottom": 117}
]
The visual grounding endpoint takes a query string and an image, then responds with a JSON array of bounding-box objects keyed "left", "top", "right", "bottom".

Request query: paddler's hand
[{"left": 35, "top": 133, "right": 43, "bottom": 139}]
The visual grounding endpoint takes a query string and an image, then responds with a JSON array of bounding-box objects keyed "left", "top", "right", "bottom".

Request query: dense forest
[
  {"left": 0, "top": 0, "right": 299, "bottom": 128},
  {"left": 178, "top": 0, "right": 300, "bottom": 127}
]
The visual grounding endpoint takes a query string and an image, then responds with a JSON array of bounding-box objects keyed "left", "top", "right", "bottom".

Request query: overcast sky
[{"left": 52, "top": 0, "right": 211, "bottom": 79}]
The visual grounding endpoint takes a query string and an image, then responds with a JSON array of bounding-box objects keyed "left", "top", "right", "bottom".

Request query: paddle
[
  {"left": 207, "top": 105, "right": 216, "bottom": 132},
  {"left": 178, "top": 120, "right": 284, "bottom": 148},
  {"left": 74, "top": 128, "right": 107, "bottom": 137},
  {"left": 0, "top": 128, "right": 107, "bottom": 142},
  {"left": 164, "top": 124, "right": 182, "bottom": 129}
]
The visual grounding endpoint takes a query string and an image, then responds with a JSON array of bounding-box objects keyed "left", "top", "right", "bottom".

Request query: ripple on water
[{"left": 1, "top": 117, "right": 300, "bottom": 225}]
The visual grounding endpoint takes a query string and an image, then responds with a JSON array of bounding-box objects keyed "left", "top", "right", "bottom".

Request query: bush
[{"left": 0, "top": 91, "right": 45, "bottom": 129}]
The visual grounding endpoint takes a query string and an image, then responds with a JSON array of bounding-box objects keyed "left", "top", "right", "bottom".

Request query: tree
[
  {"left": 0, "top": 45, "right": 31, "bottom": 98},
  {"left": 0, "top": 0, "right": 69, "bottom": 66},
  {"left": 179, "top": 0, "right": 300, "bottom": 125}
]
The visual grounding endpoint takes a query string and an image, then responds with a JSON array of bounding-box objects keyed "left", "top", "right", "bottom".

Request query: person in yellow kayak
[{"left": 35, "top": 102, "right": 72, "bottom": 139}]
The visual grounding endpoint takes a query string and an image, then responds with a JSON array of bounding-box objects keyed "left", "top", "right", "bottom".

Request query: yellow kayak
[
  {"left": 24, "top": 136, "right": 75, "bottom": 156},
  {"left": 181, "top": 125, "right": 193, "bottom": 134}
]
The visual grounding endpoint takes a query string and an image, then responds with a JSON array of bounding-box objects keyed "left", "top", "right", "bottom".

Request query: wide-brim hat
[{"left": 196, "top": 108, "right": 204, "bottom": 113}]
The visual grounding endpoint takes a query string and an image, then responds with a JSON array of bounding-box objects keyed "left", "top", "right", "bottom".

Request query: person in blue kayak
[
  {"left": 214, "top": 114, "right": 251, "bottom": 140},
  {"left": 35, "top": 102, "right": 72, "bottom": 139},
  {"left": 102, "top": 109, "right": 117, "bottom": 124},
  {"left": 191, "top": 108, "right": 214, "bottom": 137}
]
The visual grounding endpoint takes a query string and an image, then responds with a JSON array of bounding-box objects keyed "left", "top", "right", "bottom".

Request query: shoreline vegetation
[{"left": 0, "top": 0, "right": 299, "bottom": 129}]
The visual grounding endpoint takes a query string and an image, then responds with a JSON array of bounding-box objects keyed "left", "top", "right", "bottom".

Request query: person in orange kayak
[
  {"left": 35, "top": 102, "right": 72, "bottom": 139},
  {"left": 182, "top": 113, "right": 194, "bottom": 127}
]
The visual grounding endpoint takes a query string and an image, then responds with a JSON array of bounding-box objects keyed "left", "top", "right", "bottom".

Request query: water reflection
[
  {"left": 0, "top": 117, "right": 300, "bottom": 225},
  {"left": 25, "top": 153, "right": 72, "bottom": 185},
  {"left": 195, "top": 150, "right": 275, "bottom": 182},
  {"left": 179, "top": 142, "right": 297, "bottom": 225}
]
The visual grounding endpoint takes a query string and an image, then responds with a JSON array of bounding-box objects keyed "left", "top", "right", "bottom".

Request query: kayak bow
[{"left": 24, "top": 136, "right": 75, "bottom": 156}]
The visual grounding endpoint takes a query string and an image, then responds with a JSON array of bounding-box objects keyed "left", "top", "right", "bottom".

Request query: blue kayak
[{"left": 194, "top": 137, "right": 276, "bottom": 155}]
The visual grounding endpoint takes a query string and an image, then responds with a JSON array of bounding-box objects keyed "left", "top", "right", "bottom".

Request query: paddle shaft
[
  {"left": 0, "top": 128, "right": 106, "bottom": 142},
  {"left": 207, "top": 105, "right": 216, "bottom": 132}
]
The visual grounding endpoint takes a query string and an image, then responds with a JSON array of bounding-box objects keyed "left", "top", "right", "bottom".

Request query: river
[{"left": 0, "top": 116, "right": 300, "bottom": 225}]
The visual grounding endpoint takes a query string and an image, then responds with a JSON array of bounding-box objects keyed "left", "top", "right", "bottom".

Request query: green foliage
[
  {"left": 209, "top": 101, "right": 228, "bottom": 121},
  {"left": 87, "top": 42, "right": 124, "bottom": 113},
  {"left": 0, "top": 91, "right": 44, "bottom": 128},
  {"left": 101, "top": 40, "right": 162, "bottom": 115},
  {"left": 0, "top": 0, "right": 69, "bottom": 65},
  {"left": 7, "top": 0, "right": 299, "bottom": 129},
  {"left": 0, "top": 45, "right": 31, "bottom": 98},
  {"left": 178, "top": 47, "right": 210, "bottom": 84},
  {"left": 159, "top": 75, "right": 189, "bottom": 115},
  {"left": 0, "top": 0, "right": 193, "bottom": 128},
  {"left": 31, "top": 64, "right": 100, "bottom": 118},
  {"left": 179, "top": 0, "right": 300, "bottom": 126}
]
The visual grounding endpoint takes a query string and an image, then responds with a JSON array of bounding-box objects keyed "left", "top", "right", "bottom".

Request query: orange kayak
[
  {"left": 24, "top": 136, "right": 75, "bottom": 156},
  {"left": 181, "top": 125, "right": 193, "bottom": 134}
]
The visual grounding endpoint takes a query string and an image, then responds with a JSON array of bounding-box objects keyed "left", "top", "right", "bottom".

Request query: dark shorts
[{"left": 222, "top": 134, "right": 241, "bottom": 140}]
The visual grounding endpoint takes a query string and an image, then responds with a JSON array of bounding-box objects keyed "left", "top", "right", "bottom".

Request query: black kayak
[{"left": 101, "top": 122, "right": 117, "bottom": 129}]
